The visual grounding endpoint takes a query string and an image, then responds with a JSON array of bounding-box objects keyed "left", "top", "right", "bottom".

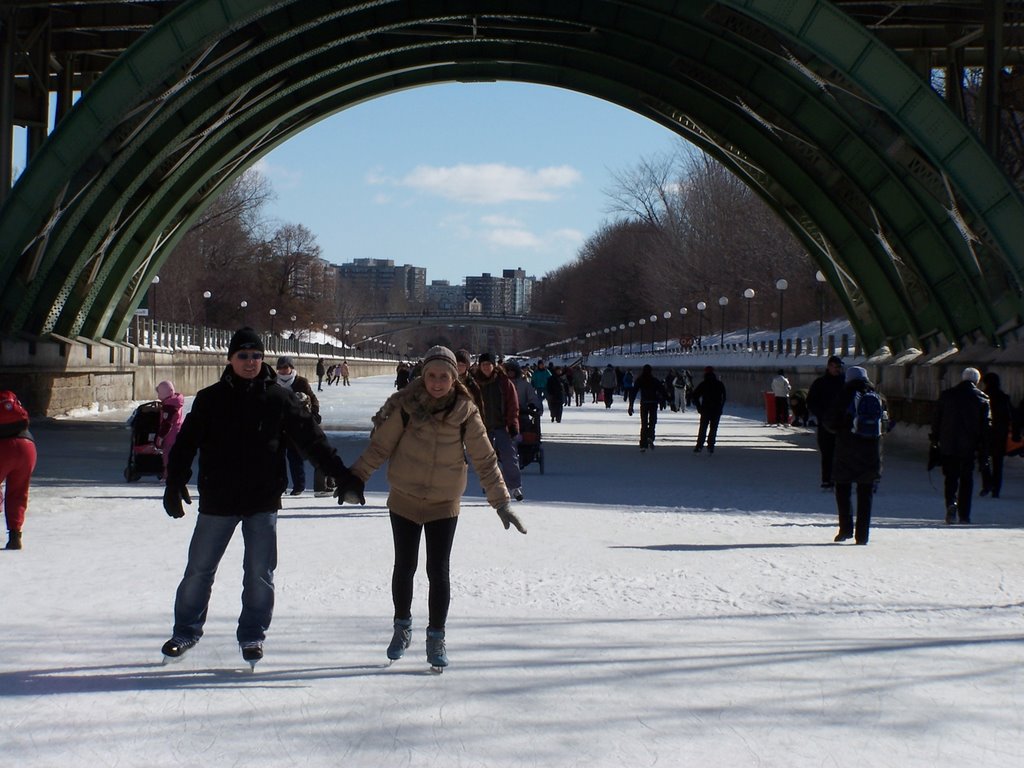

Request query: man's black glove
[
  {"left": 163, "top": 483, "right": 191, "bottom": 518},
  {"left": 334, "top": 473, "right": 366, "bottom": 506}
]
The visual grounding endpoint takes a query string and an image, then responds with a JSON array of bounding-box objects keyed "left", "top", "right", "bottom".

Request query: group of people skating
[{"left": 4, "top": 332, "right": 1020, "bottom": 671}]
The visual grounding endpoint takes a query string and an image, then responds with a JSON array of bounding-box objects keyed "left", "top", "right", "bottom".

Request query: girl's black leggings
[{"left": 390, "top": 512, "right": 459, "bottom": 630}]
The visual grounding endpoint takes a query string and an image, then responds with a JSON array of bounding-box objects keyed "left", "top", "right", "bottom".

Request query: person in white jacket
[{"left": 771, "top": 369, "right": 792, "bottom": 426}]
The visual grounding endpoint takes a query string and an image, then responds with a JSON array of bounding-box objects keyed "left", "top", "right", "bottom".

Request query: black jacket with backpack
[{"left": 825, "top": 380, "right": 884, "bottom": 484}]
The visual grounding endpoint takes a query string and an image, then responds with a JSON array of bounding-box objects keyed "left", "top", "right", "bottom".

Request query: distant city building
[
  {"left": 426, "top": 280, "right": 467, "bottom": 312},
  {"left": 464, "top": 273, "right": 505, "bottom": 314},
  {"left": 467, "top": 297, "right": 483, "bottom": 314},
  {"left": 336, "top": 258, "right": 425, "bottom": 304},
  {"left": 465, "top": 269, "right": 535, "bottom": 314},
  {"left": 291, "top": 257, "right": 337, "bottom": 303},
  {"left": 503, "top": 268, "right": 533, "bottom": 315}
]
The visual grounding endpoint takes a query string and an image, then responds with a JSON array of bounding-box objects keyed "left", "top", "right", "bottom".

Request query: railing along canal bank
[
  {"left": 1, "top": 319, "right": 397, "bottom": 417},
  {"left": 563, "top": 332, "right": 1024, "bottom": 428}
]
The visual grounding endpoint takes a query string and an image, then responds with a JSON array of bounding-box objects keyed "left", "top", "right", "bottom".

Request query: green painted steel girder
[{"left": 1, "top": 0, "right": 1022, "bottom": 354}]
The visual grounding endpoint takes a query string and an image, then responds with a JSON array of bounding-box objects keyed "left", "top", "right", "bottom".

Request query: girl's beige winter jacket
[{"left": 351, "top": 379, "right": 510, "bottom": 523}]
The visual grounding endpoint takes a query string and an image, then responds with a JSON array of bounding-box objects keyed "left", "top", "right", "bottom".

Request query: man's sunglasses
[{"left": 235, "top": 351, "right": 264, "bottom": 360}]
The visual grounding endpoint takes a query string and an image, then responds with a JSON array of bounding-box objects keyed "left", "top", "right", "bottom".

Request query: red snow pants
[{"left": 0, "top": 437, "right": 37, "bottom": 532}]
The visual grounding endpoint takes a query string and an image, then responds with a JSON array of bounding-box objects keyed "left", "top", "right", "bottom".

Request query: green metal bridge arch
[{"left": 1, "top": 0, "right": 1023, "bottom": 355}]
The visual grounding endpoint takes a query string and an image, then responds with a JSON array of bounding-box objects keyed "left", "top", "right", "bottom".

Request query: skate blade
[
  {"left": 161, "top": 653, "right": 184, "bottom": 666},
  {"left": 430, "top": 665, "right": 445, "bottom": 674}
]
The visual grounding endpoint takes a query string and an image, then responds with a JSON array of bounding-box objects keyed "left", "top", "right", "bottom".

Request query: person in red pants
[{"left": 0, "top": 390, "right": 37, "bottom": 550}]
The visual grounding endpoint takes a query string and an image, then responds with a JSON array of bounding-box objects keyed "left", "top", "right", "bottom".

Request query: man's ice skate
[
  {"left": 240, "top": 640, "right": 263, "bottom": 671},
  {"left": 426, "top": 628, "right": 448, "bottom": 673},
  {"left": 160, "top": 636, "right": 197, "bottom": 664}
]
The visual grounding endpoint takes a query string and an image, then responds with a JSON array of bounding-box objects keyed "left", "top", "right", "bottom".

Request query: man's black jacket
[{"left": 167, "top": 364, "right": 349, "bottom": 515}]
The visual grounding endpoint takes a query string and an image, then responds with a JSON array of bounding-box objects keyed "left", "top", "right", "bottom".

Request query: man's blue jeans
[{"left": 172, "top": 511, "right": 278, "bottom": 644}]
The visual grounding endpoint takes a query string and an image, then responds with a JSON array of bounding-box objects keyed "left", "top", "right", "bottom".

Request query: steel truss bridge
[
  {"left": 3, "top": 2, "right": 1024, "bottom": 357},
  {"left": 354, "top": 311, "right": 565, "bottom": 335}
]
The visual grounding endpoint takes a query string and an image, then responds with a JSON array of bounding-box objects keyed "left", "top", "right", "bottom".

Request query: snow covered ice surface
[{"left": 5, "top": 373, "right": 1024, "bottom": 767}]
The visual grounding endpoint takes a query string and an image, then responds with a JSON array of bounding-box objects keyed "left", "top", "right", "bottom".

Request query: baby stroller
[
  {"left": 124, "top": 401, "right": 164, "bottom": 482},
  {"left": 517, "top": 405, "right": 545, "bottom": 474}
]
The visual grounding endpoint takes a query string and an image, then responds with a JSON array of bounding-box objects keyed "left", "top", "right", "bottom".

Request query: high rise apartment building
[{"left": 336, "top": 258, "right": 426, "bottom": 304}]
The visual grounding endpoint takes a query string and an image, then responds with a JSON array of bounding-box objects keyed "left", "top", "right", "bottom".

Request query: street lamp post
[
  {"left": 638, "top": 318, "right": 646, "bottom": 353},
  {"left": 679, "top": 307, "right": 687, "bottom": 340},
  {"left": 628, "top": 321, "right": 635, "bottom": 353},
  {"left": 239, "top": 300, "right": 248, "bottom": 324},
  {"left": 269, "top": 308, "right": 276, "bottom": 336},
  {"left": 775, "top": 278, "right": 788, "bottom": 353},
  {"left": 618, "top": 323, "right": 625, "bottom": 355},
  {"left": 663, "top": 311, "right": 671, "bottom": 351},
  {"left": 743, "top": 288, "right": 755, "bottom": 348},
  {"left": 150, "top": 276, "right": 160, "bottom": 320},
  {"left": 649, "top": 315, "right": 657, "bottom": 353},
  {"left": 815, "top": 270, "right": 827, "bottom": 353},
  {"left": 202, "top": 290, "right": 212, "bottom": 326},
  {"left": 696, "top": 301, "right": 707, "bottom": 348},
  {"left": 718, "top": 297, "right": 729, "bottom": 345}
]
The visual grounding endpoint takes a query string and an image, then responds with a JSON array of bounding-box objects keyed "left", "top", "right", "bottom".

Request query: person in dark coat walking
[
  {"left": 628, "top": 365, "right": 669, "bottom": 451},
  {"left": 160, "top": 328, "right": 358, "bottom": 664},
  {"left": 930, "top": 367, "right": 991, "bottom": 524},
  {"left": 825, "top": 366, "right": 885, "bottom": 545},
  {"left": 545, "top": 366, "right": 566, "bottom": 423},
  {"left": 691, "top": 366, "right": 726, "bottom": 453},
  {"left": 470, "top": 353, "right": 523, "bottom": 501},
  {"left": 979, "top": 371, "right": 1012, "bottom": 499},
  {"left": 315, "top": 358, "right": 326, "bottom": 391},
  {"left": 275, "top": 356, "right": 320, "bottom": 495},
  {"left": 806, "top": 356, "right": 845, "bottom": 489}
]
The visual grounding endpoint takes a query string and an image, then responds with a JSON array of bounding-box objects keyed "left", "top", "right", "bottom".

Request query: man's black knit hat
[{"left": 228, "top": 327, "right": 264, "bottom": 357}]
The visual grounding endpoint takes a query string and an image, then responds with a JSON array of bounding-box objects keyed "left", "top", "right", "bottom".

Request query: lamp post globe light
[
  {"left": 269, "top": 308, "right": 277, "bottom": 336},
  {"left": 679, "top": 307, "right": 687, "bottom": 339},
  {"left": 743, "top": 288, "right": 755, "bottom": 347},
  {"left": 775, "top": 278, "right": 789, "bottom": 353},
  {"left": 815, "top": 270, "right": 827, "bottom": 351},
  {"left": 638, "top": 318, "right": 646, "bottom": 353},
  {"left": 649, "top": 315, "right": 658, "bottom": 354},
  {"left": 662, "top": 311, "right": 671, "bottom": 351},
  {"left": 696, "top": 301, "right": 707, "bottom": 348},
  {"left": 718, "top": 297, "right": 729, "bottom": 345}
]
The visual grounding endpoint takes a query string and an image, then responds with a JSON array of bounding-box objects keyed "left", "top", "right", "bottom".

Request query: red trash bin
[{"left": 764, "top": 391, "right": 776, "bottom": 425}]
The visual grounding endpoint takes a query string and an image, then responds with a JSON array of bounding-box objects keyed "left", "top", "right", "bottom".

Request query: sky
[
  {"left": 251, "top": 83, "right": 681, "bottom": 283},
  {"left": 6, "top": 372, "right": 1024, "bottom": 767}
]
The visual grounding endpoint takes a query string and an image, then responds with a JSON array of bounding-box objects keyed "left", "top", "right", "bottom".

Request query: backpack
[
  {"left": 0, "top": 391, "right": 30, "bottom": 433},
  {"left": 849, "top": 390, "right": 886, "bottom": 438}
]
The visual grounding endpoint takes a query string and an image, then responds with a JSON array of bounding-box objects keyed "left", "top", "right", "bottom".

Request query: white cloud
[
  {"left": 252, "top": 158, "right": 302, "bottom": 190},
  {"left": 480, "top": 214, "right": 524, "bottom": 227},
  {"left": 551, "top": 228, "right": 585, "bottom": 244},
  {"left": 385, "top": 163, "right": 581, "bottom": 204},
  {"left": 485, "top": 228, "right": 543, "bottom": 248}
]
